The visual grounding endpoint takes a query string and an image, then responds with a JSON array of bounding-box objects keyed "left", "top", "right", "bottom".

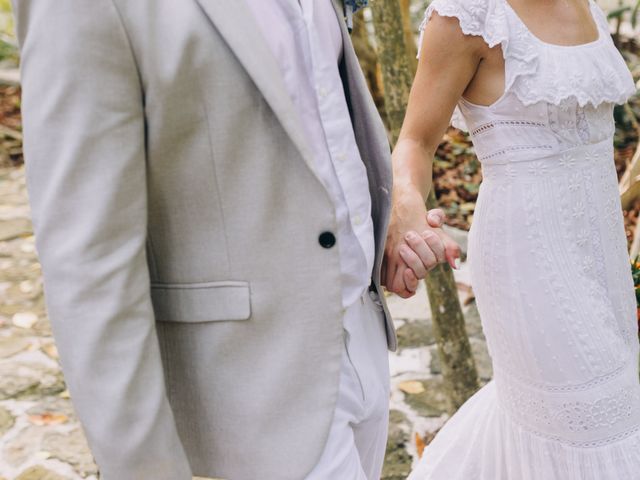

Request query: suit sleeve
[{"left": 13, "top": 1, "right": 192, "bottom": 478}]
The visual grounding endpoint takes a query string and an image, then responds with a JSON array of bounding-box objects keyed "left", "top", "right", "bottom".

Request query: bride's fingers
[
  {"left": 444, "top": 240, "right": 462, "bottom": 269},
  {"left": 399, "top": 243, "right": 428, "bottom": 279},
  {"left": 433, "top": 228, "right": 462, "bottom": 269},
  {"left": 426, "top": 225, "right": 462, "bottom": 269},
  {"left": 425, "top": 209, "right": 462, "bottom": 268},
  {"left": 421, "top": 230, "right": 446, "bottom": 265},
  {"left": 405, "top": 231, "right": 437, "bottom": 272},
  {"left": 403, "top": 268, "right": 419, "bottom": 294}
]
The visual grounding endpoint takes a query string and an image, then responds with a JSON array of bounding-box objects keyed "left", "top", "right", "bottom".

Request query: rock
[
  {"left": 0, "top": 334, "right": 29, "bottom": 358},
  {"left": 403, "top": 378, "right": 451, "bottom": 417},
  {"left": 0, "top": 303, "right": 24, "bottom": 317},
  {"left": 0, "top": 69, "right": 20, "bottom": 87},
  {"left": 386, "top": 282, "right": 431, "bottom": 322},
  {"left": 389, "top": 347, "right": 432, "bottom": 377},
  {"left": 0, "top": 218, "right": 32, "bottom": 242},
  {"left": 0, "top": 406, "right": 15, "bottom": 435},
  {"left": 19, "top": 280, "right": 35, "bottom": 294},
  {"left": 382, "top": 410, "right": 413, "bottom": 480},
  {"left": 396, "top": 320, "right": 435, "bottom": 349},
  {"left": 14, "top": 466, "right": 66, "bottom": 480},
  {"left": 3, "top": 424, "right": 44, "bottom": 466},
  {"left": 11, "top": 311, "right": 38, "bottom": 329},
  {"left": 0, "top": 363, "right": 66, "bottom": 400},
  {"left": 0, "top": 372, "right": 40, "bottom": 400},
  {"left": 388, "top": 409, "right": 410, "bottom": 439},
  {"left": 20, "top": 240, "right": 36, "bottom": 254},
  {"left": 4, "top": 281, "right": 42, "bottom": 303},
  {"left": 43, "top": 428, "right": 98, "bottom": 477},
  {"left": 26, "top": 397, "right": 76, "bottom": 419}
]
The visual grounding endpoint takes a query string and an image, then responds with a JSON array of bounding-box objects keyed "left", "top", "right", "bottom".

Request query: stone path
[
  {"left": 383, "top": 277, "right": 491, "bottom": 479},
  {"left": 0, "top": 165, "right": 491, "bottom": 480},
  {"left": 0, "top": 166, "right": 97, "bottom": 480}
]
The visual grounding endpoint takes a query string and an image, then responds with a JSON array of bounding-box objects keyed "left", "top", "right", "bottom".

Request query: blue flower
[{"left": 345, "top": 0, "right": 369, "bottom": 13}]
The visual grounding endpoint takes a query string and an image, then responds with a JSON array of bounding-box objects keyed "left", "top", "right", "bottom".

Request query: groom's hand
[{"left": 382, "top": 188, "right": 461, "bottom": 298}]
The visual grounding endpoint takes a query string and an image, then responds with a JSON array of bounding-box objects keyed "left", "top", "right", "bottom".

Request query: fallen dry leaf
[
  {"left": 28, "top": 413, "right": 69, "bottom": 426},
  {"left": 41, "top": 342, "right": 59, "bottom": 359},
  {"left": 398, "top": 380, "right": 425, "bottom": 395},
  {"left": 415, "top": 432, "right": 426, "bottom": 458}
]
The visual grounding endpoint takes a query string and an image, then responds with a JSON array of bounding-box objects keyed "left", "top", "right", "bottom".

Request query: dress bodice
[
  {"left": 458, "top": 94, "right": 615, "bottom": 164},
  {"left": 419, "top": 0, "right": 636, "bottom": 165}
]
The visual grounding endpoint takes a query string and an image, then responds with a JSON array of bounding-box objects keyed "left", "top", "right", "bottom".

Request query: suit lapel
[
  {"left": 331, "top": 0, "right": 347, "bottom": 26},
  {"left": 194, "top": 0, "right": 318, "bottom": 178}
]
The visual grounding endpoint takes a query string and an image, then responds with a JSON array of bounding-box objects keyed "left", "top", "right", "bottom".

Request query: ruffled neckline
[{"left": 419, "top": 0, "right": 637, "bottom": 114}]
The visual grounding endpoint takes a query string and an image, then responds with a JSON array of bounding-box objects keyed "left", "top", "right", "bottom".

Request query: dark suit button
[{"left": 318, "top": 231, "right": 336, "bottom": 249}]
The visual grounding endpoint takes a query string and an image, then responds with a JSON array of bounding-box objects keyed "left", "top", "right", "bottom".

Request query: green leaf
[
  {"left": 632, "top": 0, "right": 640, "bottom": 29},
  {"left": 608, "top": 6, "right": 631, "bottom": 19},
  {"left": 462, "top": 182, "right": 480, "bottom": 194}
]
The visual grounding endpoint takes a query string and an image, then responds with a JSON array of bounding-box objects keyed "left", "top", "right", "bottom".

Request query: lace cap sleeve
[{"left": 417, "top": 0, "right": 507, "bottom": 58}]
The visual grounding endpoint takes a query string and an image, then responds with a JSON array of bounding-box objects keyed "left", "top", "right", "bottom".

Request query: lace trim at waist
[
  {"left": 480, "top": 137, "right": 613, "bottom": 180},
  {"left": 493, "top": 361, "right": 640, "bottom": 446}
]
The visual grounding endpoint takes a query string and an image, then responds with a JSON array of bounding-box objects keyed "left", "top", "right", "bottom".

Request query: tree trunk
[
  {"left": 370, "top": 0, "right": 480, "bottom": 412},
  {"left": 351, "top": 10, "right": 389, "bottom": 130},
  {"left": 424, "top": 260, "right": 481, "bottom": 409},
  {"left": 369, "top": 1, "right": 414, "bottom": 144},
  {"left": 400, "top": 0, "right": 418, "bottom": 62}
]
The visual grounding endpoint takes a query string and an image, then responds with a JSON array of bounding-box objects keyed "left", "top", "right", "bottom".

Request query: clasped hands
[{"left": 382, "top": 188, "right": 461, "bottom": 298}]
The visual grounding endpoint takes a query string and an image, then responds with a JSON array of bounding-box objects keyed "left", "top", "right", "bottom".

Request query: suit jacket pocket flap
[{"left": 151, "top": 281, "right": 251, "bottom": 323}]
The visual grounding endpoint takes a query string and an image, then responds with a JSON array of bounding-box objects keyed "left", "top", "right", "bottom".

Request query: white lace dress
[{"left": 409, "top": 0, "right": 640, "bottom": 478}]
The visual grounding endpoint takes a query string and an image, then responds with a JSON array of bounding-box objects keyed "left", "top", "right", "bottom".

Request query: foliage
[
  {"left": 607, "top": 0, "right": 640, "bottom": 29},
  {"left": 631, "top": 256, "right": 640, "bottom": 334},
  {"left": 0, "top": 0, "right": 16, "bottom": 65},
  {"left": 632, "top": 256, "right": 640, "bottom": 303},
  {"left": 0, "top": 0, "right": 13, "bottom": 37}
]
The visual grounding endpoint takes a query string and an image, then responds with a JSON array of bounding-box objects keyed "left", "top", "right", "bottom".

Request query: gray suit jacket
[{"left": 13, "top": 0, "right": 394, "bottom": 478}]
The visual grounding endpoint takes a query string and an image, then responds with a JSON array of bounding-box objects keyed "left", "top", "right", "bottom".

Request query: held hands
[{"left": 382, "top": 187, "right": 461, "bottom": 298}]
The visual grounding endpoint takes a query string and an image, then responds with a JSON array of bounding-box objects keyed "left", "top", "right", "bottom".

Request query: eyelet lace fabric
[{"left": 410, "top": 0, "right": 640, "bottom": 478}]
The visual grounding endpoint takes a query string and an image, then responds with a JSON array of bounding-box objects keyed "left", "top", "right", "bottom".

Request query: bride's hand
[{"left": 382, "top": 187, "right": 461, "bottom": 298}]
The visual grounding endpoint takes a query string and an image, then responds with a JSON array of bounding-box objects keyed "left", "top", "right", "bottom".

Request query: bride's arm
[{"left": 384, "top": 13, "right": 487, "bottom": 294}]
